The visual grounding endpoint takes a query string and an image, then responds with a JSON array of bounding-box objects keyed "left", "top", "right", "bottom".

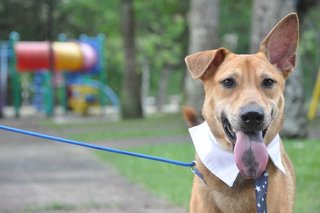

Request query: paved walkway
[{"left": 0, "top": 118, "right": 187, "bottom": 213}]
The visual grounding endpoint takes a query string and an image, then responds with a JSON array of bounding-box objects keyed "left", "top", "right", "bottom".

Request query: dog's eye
[
  {"left": 262, "top": 78, "right": 276, "bottom": 88},
  {"left": 221, "top": 78, "right": 236, "bottom": 88}
]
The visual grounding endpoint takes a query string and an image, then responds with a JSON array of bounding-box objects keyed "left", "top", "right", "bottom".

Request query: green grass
[
  {"left": 44, "top": 113, "right": 187, "bottom": 141},
  {"left": 95, "top": 139, "right": 320, "bottom": 211},
  {"left": 95, "top": 143, "right": 195, "bottom": 208},
  {"left": 47, "top": 115, "right": 320, "bottom": 211},
  {"left": 44, "top": 113, "right": 185, "bottom": 130},
  {"left": 285, "top": 139, "right": 320, "bottom": 212},
  {"left": 66, "top": 127, "right": 186, "bottom": 141}
]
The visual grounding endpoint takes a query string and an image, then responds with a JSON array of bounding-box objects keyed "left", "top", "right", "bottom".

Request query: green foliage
[
  {"left": 60, "top": 0, "right": 189, "bottom": 96},
  {"left": 219, "top": 0, "right": 252, "bottom": 53},
  {"left": 54, "top": 0, "right": 120, "bottom": 37},
  {"left": 54, "top": 0, "right": 124, "bottom": 95},
  {"left": 299, "top": 8, "right": 320, "bottom": 98},
  {"left": 135, "top": 1, "right": 189, "bottom": 96},
  {"left": 0, "top": 0, "right": 60, "bottom": 40},
  {"left": 136, "top": 1, "right": 188, "bottom": 66},
  {"left": 1, "top": 0, "right": 318, "bottom": 102}
]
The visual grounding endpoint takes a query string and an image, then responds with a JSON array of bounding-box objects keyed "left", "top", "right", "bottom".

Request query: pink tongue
[{"left": 234, "top": 131, "right": 268, "bottom": 179}]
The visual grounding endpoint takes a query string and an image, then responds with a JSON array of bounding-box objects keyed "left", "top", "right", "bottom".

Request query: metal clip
[{"left": 191, "top": 161, "right": 206, "bottom": 184}]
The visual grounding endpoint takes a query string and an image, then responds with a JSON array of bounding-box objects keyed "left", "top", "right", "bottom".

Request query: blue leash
[
  {"left": 0, "top": 125, "right": 195, "bottom": 168},
  {"left": 0, "top": 124, "right": 268, "bottom": 212}
]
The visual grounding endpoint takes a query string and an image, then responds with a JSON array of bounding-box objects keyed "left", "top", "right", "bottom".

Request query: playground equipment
[
  {"left": 15, "top": 41, "right": 97, "bottom": 71},
  {"left": 67, "top": 78, "right": 119, "bottom": 115},
  {"left": 0, "top": 32, "right": 119, "bottom": 117},
  {"left": 0, "top": 42, "right": 9, "bottom": 117},
  {"left": 308, "top": 67, "right": 320, "bottom": 120},
  {"left": 0, "top": 32, "right": 20, "bottom": 117},
  {"left": 69, "top": 84, "right": 99, "bottom": 115}
]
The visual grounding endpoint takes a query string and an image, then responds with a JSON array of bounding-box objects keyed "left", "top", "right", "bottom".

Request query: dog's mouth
[
  {"left": 221, "top": 114, "right": 269, "bottom": 179},
  {"left": 221, "top": 115, "right": 268, "bottom": 147},
  {"left": 222, "top": 116, "right": 236, "bottom": 144}
]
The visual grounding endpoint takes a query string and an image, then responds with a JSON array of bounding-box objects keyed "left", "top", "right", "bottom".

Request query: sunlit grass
[
  {"left": 285, "top": 139, "right": 320, "bottom": 212},
  {"left": 66, "top": 127, "right": 186, "bottom": 141},
  {"left": 47, "top": 114, "right": 320, "bottom": 211},
  {"left": 95, "top": 142, "right": 195, "bottom": 208},
  {"left": 95, "top": 139, "right": 320, "bottom": 211}
]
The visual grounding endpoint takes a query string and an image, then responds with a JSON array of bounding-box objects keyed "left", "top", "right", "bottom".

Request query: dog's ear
[
  {"left": 185, "top": 48, "right": 229, "bottom": 79},
  {"left": 259, "top": 13, "right": 299, "bottom": 79}
]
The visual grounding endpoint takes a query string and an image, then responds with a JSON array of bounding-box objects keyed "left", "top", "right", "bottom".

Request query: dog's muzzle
[
  {"left": 239, "top": 105, "right": 265, "bottom": 132},
  {"left": 222, "top": 105, "right": 269, "bottom": 179}
]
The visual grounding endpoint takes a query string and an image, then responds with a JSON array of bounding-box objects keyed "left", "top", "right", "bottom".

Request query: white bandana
[{"left": 188, "top": 121, "right": 286, "bottom": 187}]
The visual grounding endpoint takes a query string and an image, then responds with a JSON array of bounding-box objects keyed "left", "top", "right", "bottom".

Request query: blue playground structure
[{"left": 0, "top": 32, "right": 119, "bottom": 117}]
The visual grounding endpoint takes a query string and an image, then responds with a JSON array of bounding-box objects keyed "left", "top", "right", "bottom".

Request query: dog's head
[{"left": 185, "top": 13, "right": 299, "bottom": 179}]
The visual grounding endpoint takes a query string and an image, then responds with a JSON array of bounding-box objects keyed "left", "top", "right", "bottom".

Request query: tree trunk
[
  {"left": 184, "top": 0, "right": 220, "bottom": 113},
  {"left": 250, "top": 0, "right": 295, "bottom": 53},
  {"left": 141, "top": 56, "right": 150, "bottom": 113},
  {"left": 250, "top": 0, "right": 307, "bottom": 137},
  {"left": 156, "top": 65, "right": 171, "bottom": 111},
  {"left": 121, "top": 0, "right": 143, "bottom": 119},
  {"left": 282, "top": 57, "right": 307, "bottom": 137}
]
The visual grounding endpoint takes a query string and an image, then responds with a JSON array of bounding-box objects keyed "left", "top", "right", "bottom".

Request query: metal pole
[{"left": 9, "top": 32, "right": 21, "bottom": 118}]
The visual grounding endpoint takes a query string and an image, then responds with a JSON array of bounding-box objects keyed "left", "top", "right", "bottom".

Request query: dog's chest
[
  {"left": 198, "top": 178, "right": 257, "bottom": 212},
  {"left": 210, "top": 188, "right": 256, "bottom": 212}
]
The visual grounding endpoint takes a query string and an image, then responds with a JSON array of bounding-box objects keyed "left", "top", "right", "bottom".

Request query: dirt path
[{"left": 0, "top": 118, "right": 187, "bottom": 213}]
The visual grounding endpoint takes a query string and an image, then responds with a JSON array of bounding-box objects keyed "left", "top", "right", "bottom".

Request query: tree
[
  {"left": 250, "top": 0, "right": 307, "bottom": 137},
  {"left": 0, "top": 0, "right": 61, "bottom": 41},
  {"left": 121, "top": 0, "right": 143, "bottom": 119},
  {"left": 184, "top": 0, "right": 220, "bottom": 112},
  {"left": 135, "top": 1, "right": 189, "bottom": 111}
]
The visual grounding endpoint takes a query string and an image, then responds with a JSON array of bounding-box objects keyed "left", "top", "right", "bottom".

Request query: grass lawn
[
  {"left": 285, "top": 139, "right": 320, "bottom": 212},
  {"left": 96, "top": 139, "right": 320, "bottom": 212},
  {"left": 56, "top": 114, "right": 320, "bottom": 212},
  {"left": 45, "top": 113, "right": 187, "bottom": 142},
  {"left": 95, "top": 143, "right": 195, "bottom": 208}
]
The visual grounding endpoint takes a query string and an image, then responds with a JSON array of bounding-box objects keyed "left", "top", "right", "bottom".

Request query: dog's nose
[{"left": 240, "top": 105, "right": 265, "bottom": 131}]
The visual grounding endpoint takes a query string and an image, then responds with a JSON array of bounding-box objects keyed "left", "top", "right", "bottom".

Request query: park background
[{"left": 0, "top": 0, "right": 319, "bottom": 212}]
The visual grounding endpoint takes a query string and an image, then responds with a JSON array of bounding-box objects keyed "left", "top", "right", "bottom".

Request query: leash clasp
[{"left": 191, "top": 161, "right": 206, "bottom": 184}]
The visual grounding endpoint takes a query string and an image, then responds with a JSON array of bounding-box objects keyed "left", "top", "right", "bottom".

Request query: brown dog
[{"left": 184, "top": 13, "right": 298, "bottom": 212}]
